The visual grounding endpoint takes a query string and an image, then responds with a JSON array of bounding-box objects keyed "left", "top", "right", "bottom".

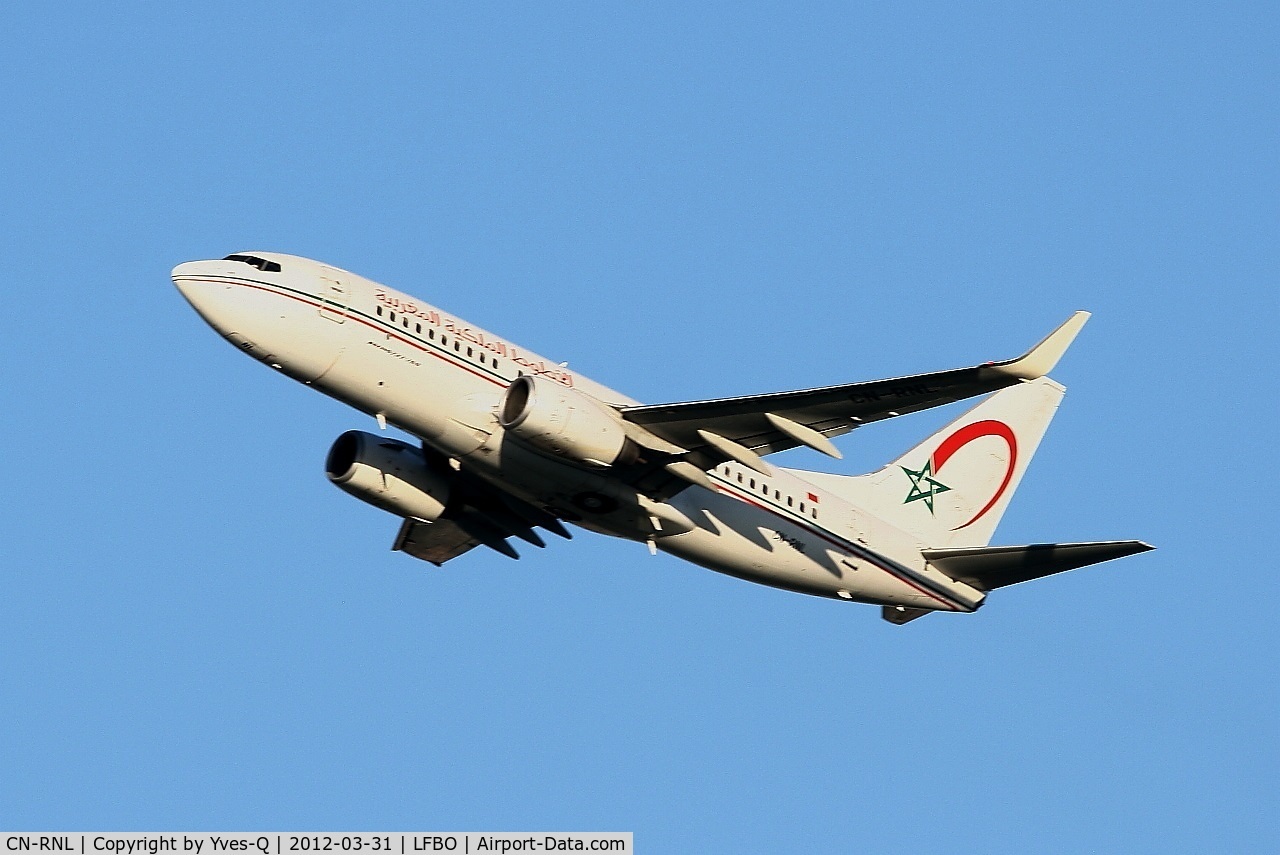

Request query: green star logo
[{"left": 901, "top": 461, "right": 951, "bottom": 514}]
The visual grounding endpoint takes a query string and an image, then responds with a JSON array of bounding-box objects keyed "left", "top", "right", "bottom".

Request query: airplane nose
[
  {"left": 171, "top": 260, "right": 241, "bottom": 337},
  {"left": 172, "top": 262, "right": 215, "bottom": 322},
  {"left": 171, "top": 257, "right": 344, "bottom": 384},
  {"left": 171, "top": 261, "right": 204, "bottom": 305}
]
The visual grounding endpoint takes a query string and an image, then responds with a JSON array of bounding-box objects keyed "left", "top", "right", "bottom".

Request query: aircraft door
[{"left": 318, "top": 269, "right": 349, "bottom": 322}]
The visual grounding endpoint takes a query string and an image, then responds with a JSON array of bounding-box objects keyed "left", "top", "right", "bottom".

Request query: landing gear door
[{"left": 318, "top": 269, "right": 349, "bottom": 323}]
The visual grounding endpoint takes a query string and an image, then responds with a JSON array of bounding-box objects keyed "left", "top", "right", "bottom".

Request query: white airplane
[{"left": 173, "top": 252, "right": 1151, "bottom": 624}]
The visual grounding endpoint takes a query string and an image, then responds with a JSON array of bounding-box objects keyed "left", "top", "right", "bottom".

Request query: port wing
[{"left": 621, "top": 312, "right": 1089, "bottom": 460}]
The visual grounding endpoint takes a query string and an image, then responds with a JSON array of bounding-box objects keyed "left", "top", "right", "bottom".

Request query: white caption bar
[{"left": 0, "top": 835, "right": 631, "bottom": 855}]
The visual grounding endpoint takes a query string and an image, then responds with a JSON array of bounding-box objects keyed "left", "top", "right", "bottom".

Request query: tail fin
[{"left": 797, "top": 377, "right": 1066, "bottom": 549}]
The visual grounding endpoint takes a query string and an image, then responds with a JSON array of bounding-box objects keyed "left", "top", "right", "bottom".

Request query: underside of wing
[
  {"left": 620, "top": 312, "right": 1089, "bottom": 466},
  {"left": 394, "top": 517, "right": 484, "bottom": 565},
  {"left": 392, "top": 457, "right": 573, "bottom": 566}
]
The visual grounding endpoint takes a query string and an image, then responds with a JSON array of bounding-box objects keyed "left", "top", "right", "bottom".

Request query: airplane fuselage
[{"left": 173, "top": 253, "right": 985, "bottom": 613}]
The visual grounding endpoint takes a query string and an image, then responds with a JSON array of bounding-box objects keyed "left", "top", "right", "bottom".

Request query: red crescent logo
[{"left": 931, "top": 419, "right": 1017, "bottom": 530}]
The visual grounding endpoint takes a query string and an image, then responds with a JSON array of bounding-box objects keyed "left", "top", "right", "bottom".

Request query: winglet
[{"left": 994, "top": 311, "right": 1090, "bottom": 379}]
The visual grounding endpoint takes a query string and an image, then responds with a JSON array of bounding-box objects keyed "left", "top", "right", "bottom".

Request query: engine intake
[
  {"left": 499, "top": 375, "right": 636, "bottom": 467},
  {"left": 326, "top": 430, "right": 453, "bottom": 521}
]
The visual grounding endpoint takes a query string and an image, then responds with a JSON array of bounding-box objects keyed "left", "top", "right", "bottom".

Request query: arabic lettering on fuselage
[{"left": 373, "top": 289, "right": 573, "bottom": 387}]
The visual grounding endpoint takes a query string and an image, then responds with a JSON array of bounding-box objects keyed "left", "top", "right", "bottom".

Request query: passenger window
[
  {"left": 786, "top": 496, "right": 793, "bottom": 507},
  {"left": 376, "top": 306, "right": 383, "bottom": 316},
  {"left": 467, "top": 347, "right": 473, "bottom": 357},
  {"left": 429, "top": 330, "right": 435, "bottom": 339},
  {"left": 390, "top": 312, "right": 396, "bottom": 323},
  {"left": 415, "top": 323, "right": 421, "bottom": 333},
  {"left": 749, "top": 479, "right": 755, "bottom": 489}
]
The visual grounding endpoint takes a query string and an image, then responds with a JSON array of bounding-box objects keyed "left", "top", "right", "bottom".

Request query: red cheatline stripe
[
  {"left": 712, "top": 480, "right": 967, "bottom": 611},
  {"left": 177, "top": 275, "right": 508, "bottom": 388}
]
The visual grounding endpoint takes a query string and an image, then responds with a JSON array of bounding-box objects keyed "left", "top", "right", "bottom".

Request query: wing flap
[
  {"left": 391, "top": 466, "right": 573, "bottom": 566},
  {"left": 393, "top": 518, "right": 483, "bottom": 566}
]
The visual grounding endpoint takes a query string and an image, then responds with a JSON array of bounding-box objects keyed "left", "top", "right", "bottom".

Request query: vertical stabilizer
[{"left": 798, "top": 378, "right": 1066, "bottom": 549}]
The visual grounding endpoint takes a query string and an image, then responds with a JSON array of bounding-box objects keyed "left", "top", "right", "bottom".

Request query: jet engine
[
  {"left": 325, "top": 430, "right": 453, "bottom": 521},
  {"left": 499, "top": 375, "right": 637, "bottom": 467}
]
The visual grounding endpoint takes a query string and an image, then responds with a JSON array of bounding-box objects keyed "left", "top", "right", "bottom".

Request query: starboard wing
[
  {"left": 391, "top": 464, "right": 573, "bottom": 566},
  {"left": 393, "top": 517, "right": 484, "bottom": 566}
]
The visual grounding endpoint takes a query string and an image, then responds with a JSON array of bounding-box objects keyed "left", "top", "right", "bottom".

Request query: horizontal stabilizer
[
  {"left": 882, "top": 606, "right": 934, "bottom": 625},
  {"left": 922, "top": 540, "right": 1154, "bottom": 591}
]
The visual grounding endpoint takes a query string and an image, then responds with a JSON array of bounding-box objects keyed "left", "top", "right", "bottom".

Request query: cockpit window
[{"left": 224, "top": 254, "right": 282, "bottom": 273}]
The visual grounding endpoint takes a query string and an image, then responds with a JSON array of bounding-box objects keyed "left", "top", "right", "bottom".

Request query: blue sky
[{"left": 1, "top": 3, "right": 1275, "bottom": 852}]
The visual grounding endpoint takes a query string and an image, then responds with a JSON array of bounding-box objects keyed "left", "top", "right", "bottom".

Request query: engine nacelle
[
  {"left": 499, "top": 375, "right": 636, "bottom": 467},
  {"left": 325, "top": 430, "right": 453, "bottom": 521}
]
